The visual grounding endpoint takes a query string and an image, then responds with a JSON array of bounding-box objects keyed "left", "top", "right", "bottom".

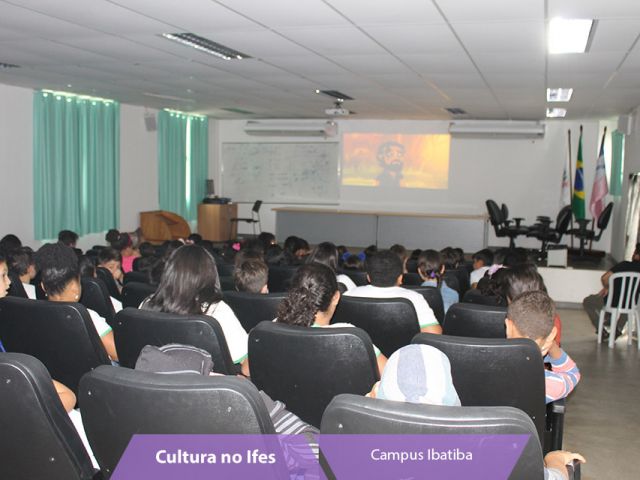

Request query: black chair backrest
[
  {"left": 216, "top": 262, "right": 235, "bottom": 277},
  {"left": 249, "top": 322, "right": 378, "bottom": 428},
  {"left": 597, "top": 201, "right": 614, "bottom": 231},
  {"left": 332, "top": 296, "right": 419, "bottom": 357},
  {"left": 485, "top": 199, "right": 505, "bottom": 229},
  {"left": 121, "top": 281, "right": 156, "bottom": 308},
  {"left": 223, "top": 291, "right": 286, "bottom": 332},
  {"left": 450, "top": 267, "right": 470, "bottom": 296},
  {"left": 0, "top": 353, "right": 96, "bottom": 480},
  {"left": 501, "top": 203, "right": 510, "bottom": 221},
  {"left": 0, "top": 297, "right": 111, "bottom": 393},
  {"left": 412, "top": 333, "right": 545, "bottom": 445},
  {"left": 402, "top": 272, "right": 422, "bottom": 285},
  {"left": 7, "top": 271, "right": 28, "bottom": 298},
  {"left": 555, "top": 205, "right": 573, "bottom": 236},
  {"left": 267, "top": 265, "right": 298, "bottom": 292},
  {"left": 403, "top": 285, "right": 445, "bottom": 324},
  {"left": 122, "top": 270, "right": 148, "bottom": 284},
  {"left": 79, "top": 366, "right": 274, "bottom": 478},
  {"left": 219, "top": 275, "right": 236, "bottom": 291},
  {"left": 96, "top": 267, "right": 121, "bottom": 301},
  {"left": 337, "top": 269, "right": 368, "bottom": 286},
  {"left": 443, "top": 302, "right": 507, "bottom": 338},
  {"left": 462, "top": 288, "right": 505, "bottom": 306},
  {"left": 80, "top": 277, "right": 116, "bottom": 326},
  {"left": 252, "top": 200, "right": 263, "bottom": 213},
  {"left": 113, "top": 307, "right": 236, "bottom": 373},
  {"left": 321, "top": 394, "right": 543, "bottom": 480}
]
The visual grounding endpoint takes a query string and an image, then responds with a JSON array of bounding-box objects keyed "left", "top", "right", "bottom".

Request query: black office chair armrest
[
  {"left": 513, "top": 217, "right": 524, "bottom": 227},
  {"left": 567, "top": 458, "right": 581, "bottom": 480},
  {"left": 545, "top": 398, "right": 565, "bottom": 453}
]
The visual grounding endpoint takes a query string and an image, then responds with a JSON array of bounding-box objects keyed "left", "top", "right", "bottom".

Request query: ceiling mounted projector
[{"left": 325, "top": 106, "right": 350, "bottom": 116}]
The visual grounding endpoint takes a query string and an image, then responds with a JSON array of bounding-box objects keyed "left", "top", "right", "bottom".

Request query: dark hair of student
[
  {"left": 508, "top": 291, "right": 555, "bottom": 340},
  {"left": 257, "top": 232, "right": 276, "bottom": 252},
  {"left": 364, "top": 244, "right": 378, "bottom": 259},
  {"left": 234, "top": 259, "right": 269, "bottom": 293},
  {"left": 111, "top": 233, "right": 133, "bottom": 252},
  {"left": 138, "top": 242, "right": 155, "bottom": 258},
  {"left": 57, "top": 230, "right": 79, "bottom": 247},
  {"left": 473, "top": 249, "right": 494, "bottom": 266},
  {"left": 502, "top": 248, "right": 531, "bottom": 268},
  {"left": 439, "top": 247, "right": 457, "bottom": 270},
  {"left": 187, "top": 233, "right": 203, "bottom": 244},
  {"left": 283, "top": 236, "right": 309, "bottom": 264},
  {"left": 389, "top": 244, "right": 408, "bottom": 264},
  {"left": 501, "top": 264, "right": 547, "bottom": 302},
  {"left": 417, "top": 250, "right": 443, "bottom": 287},
  {"left": 276, "top": 263, "right": 338, "bottom": 327},
  {"left": 143, "top": 245, "right": 222, "bottom": 315},
  {"left": 0, "top": 234, "right": 22, "bottom": 254},
  {"left": 336, "top": 245, "right": 347, "bottom": 266},
  {"left": 342, "top": 254, "right": 364, "bottom": 271},
  {"left": 478, "top": 267, "right": 509, "bottom": 306},
  {"left": 452, "top": 248, "right": 465, "bottom": 267},
  {"left": 306, "top": 242, "right": 339, "bottom": 273},
  {"left": 78, "top": 255, "right": 96, "bottom": 278},
  {"left": 35, "top": 243, "right": 80, "bottom": 297},
  {"left": 105, "top": 229, "right": 120, "bottom": 247},
  {"left": 98, "top": 247, "right": 121, "bottom": 265},
  {"left": 8, "top": 247, "right": 34, "bottom": 277},
  {"left": 366, "top": 250, "right": 403, "bottom": 287},
  {"left": 234, "top": 247, "right": 264, "bottom": 268},
  {"left": 265, "top": 244, "right": 285, "bottom": 265}
]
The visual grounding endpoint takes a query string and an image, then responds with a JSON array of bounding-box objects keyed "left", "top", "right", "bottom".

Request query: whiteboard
[{"left": 221, "top": 142, "right": 339, "bottom": 203}]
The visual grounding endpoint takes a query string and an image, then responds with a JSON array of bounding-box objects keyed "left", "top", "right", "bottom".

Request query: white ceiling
[{"left": 0, "top": 0, "right": 639, "bottom": 120}]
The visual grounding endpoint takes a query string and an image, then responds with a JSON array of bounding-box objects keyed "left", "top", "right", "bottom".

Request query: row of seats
[{"left": 1, "top": 352, "right": 574, "bottom": 480}]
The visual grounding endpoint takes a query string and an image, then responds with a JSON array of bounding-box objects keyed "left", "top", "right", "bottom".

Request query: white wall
[
  {"left": 0, "top": 84, "right": 161, "bottom": 251},
  {"left": 214, "top": 118, "right": 613, "bottom": 252}
]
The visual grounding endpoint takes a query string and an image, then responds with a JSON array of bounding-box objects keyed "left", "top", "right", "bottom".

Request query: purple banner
[
  {"left": 110, "top": 434, "right": 529, "bottom": 479},
  {"left": 321, "top": 434, "right": 529, "bottom": 480}
]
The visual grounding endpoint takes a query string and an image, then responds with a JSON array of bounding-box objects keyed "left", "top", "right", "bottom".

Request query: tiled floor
[{"left": 558, "top": 308, "right": 639, "bottom": 480}]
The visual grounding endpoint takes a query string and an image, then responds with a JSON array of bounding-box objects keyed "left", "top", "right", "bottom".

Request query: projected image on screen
[{"left": 342, "top": 133, "right": 450, "bottom": 189}]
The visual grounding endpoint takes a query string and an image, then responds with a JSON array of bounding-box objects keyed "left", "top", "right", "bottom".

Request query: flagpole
[
  {"left": 568, "top": 129, "right": 574, "bottom": 250},
  {"left": 589, "top": 126, "right": 607, "bottom": 251}
]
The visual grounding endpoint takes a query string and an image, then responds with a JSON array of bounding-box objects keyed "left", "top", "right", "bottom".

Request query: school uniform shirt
[
  {"left": 469, "top": 266, "right": 490, "bottom": 286},
  {"left": 22, "top": 282, "right": 36, "bottom": 300},
  {"left": 204, "top": 301, "right": 249, "bottom": 364},
  {"left": 110, "top": 296, "right": 123, "bottom": 313},
  {"left": 336, "top": 274, "right": 357, "bottom": 291},
  {"left": 344, "top": 285, "right": 439, "bottom": 329},
  {"left": 87, "top": 308, "right": 113, "bottom": 338}
]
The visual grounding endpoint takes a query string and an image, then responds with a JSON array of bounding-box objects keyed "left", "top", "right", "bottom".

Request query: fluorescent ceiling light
[
  {"left": 546, "top": 108, "right": 567, "bottom": 118},
  {"left": 547, "top": 88, "right": 573, "bottom": 102},
  {"left": 548, "top": 18, "right": 594, "bottom": 54},
  {"left": 162, "top": 33, "right": 250, "bottom": 60}
]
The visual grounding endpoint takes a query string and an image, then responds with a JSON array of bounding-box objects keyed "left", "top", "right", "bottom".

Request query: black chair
[
  {"left": 401, "top": 272, "right": 422, "bottom": 285},
  {"left": 122, "top": 270, "right": 148, "bottom": 285},
  {"left": 0, "top": 353, "right": 97, "bottom": 480},
  {"left": 332, "top": 296, "right": 419, "bottom": 357},
  {"left": 0, "top": 297, "right": 111, "bottom": 394},
  {"left": 403, "top": 285, "right": 445, "bottom": 324},
  {"left": 449, "top": 267, "right": 470, "bottom": 296},
  {"left": 267, "top": 265, "right": 298, "bottom": 292},
  {"left": 230, "top": 200, "right": 262, "bottom": 237},
  {"left": 113, "top": 307, "right": 236, "bottom": 374},
  {"left": 223, "top": 291, "right": 286, "bottom": 332},
  {"left": 462, "top": 288, "right": 505, "bottom": 307},
  {"left": 96, "top": 267, "right": 121, "bottom": 301},
  {"left": 412, "top": 333, "right": 562, "bottom": 453},
  {"left": 121, "top": 281, "right": 156, "bottom": 308},
  {"left": 486, "top": 199, "right": 526, "bottom": 248},
  {"left": 527, "top": 205, "right": 572, "bottom": 259},
  {"left": 569, "top": 201, "right": 614, "bottom": 256},
  {"left": 80, "top": 277, "right": 116, "bottom": 326},
  {"left": 443, "top": 302, "right": 507, "bottom": 338},
  {"left": 6, "top": 271, "right": 28, "bottom": 298},
  {"left": 337, "top": 269, "right": 368, "bottom": 286},
  {"left": 79, "top": 366, "right": 274, "bottom": 478},
  {"left": 216, "top": 262, "right": 235, "bottom": 277},
  {"left": 249, "top": 322, "right": 379, "bottom": 427},
  {"left": 501, "top": 203, "right": 528, "bottom": 231},
  {"left": 321, "top": 395, "right": 550, "bottom": 480}
]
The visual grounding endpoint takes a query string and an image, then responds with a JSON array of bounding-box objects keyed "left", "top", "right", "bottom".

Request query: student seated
[
  {"left": 79, "top": 255, "right": 122, "bottom": 313},
  {"left": 470, "top": 248, "right": 494, "bottom": 288},
  {"left": 417, "top": 249, "right": 459, "bottom": 314},
  {"left": 234, "top": 259, "right": 269, "bottom": 294},
  {"left": 368, "top": 344, "right": 585, "bottom": 480},
  {"left": 257, "top": 232, "right": 277, "bottom": 252},
  {"left": 35, "top": 243, "right": 118, "bottom": 361},
  {"left": 0, "top": 234, "right": 22, "bottom": 254},
  {"left": 8, "top": 246, "right": 37, "bottom": 299},
  {"left": 389, "top": 244, "right": 409, "bottom": 273},
  {"left": 57, "top": 230, "right": 79, "bottom": 249},
  {"left": 111, "top": 232, "right": 139, "bottom": 274},
  {"left": 306, "top": 242, "right": 357, "bottom": 291},
  {"left": 505, "top": 291, "right": 580, "bottom": 403},
  {"left": 342, "top": 252, "right": 364, "bottom": 271},
  {"left": 283, "top": 236, "right": 310, "bottom": 265},
  {"left": 276, "top": 263, "right": 387, "bottom": 374},
  {"left": 97, "top": 247, "right": 124, "bottom": 293},
  {"left": 0, "top": 251, "right": 11, "bottom": 297},
  {"left": 140, "top": 244, "right": 250, "bottom": 376},
  {"left": 345, "top": 250, "right": 442, "bottom": 334}
]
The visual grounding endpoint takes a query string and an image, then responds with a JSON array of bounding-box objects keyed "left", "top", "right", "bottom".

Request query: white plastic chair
[{"left": 597, "top": 272, "right": 640, "bottom": 349}]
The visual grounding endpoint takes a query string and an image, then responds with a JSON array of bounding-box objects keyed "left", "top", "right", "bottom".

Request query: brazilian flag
[{"left": 572, "top": 127, "right": 585, "bottom": 220}]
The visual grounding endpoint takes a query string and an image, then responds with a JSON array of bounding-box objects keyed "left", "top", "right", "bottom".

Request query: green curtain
[
  {"left": 188, "top": 116, "right": 209, "bottom": 221},
  {"left": 611, "top": 129, "right": 625, "bottom": 196},
  {"left": 33, "top": 91, "right": 119, "bottom": 240},
  {"left": 158, "top": 110, "right": 208, "bottom": 221}
]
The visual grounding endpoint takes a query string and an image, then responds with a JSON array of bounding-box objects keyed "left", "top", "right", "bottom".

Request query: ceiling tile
[
  {"left": 589, "top": 19, "right": 640, "bottom": 53},
  {"left": 454, "top": 21, "right": 545, "bottom": 54},
  {"left": 215, "top": 0, "right": 349, "bottom": 27},
  {"left": 327, "top": 54, "right": 410, "bottom": 74},
  {"left": 323, "top": 0, "right": 443, "bottom": 25},
  {"left": 547, "top": 0, "right": 640, "bottom": 20},
  {"left": 363, "top": 23, "right": 464, "bottom": 54},
  {"left": 438, "top": 0, "right": 544, "bottom": 22},
  {"left": 397, "top": 53, "right": 477, "bottom": 74},
  {"left": 278, "top": 26, "right": 386, "bottom": 55}
]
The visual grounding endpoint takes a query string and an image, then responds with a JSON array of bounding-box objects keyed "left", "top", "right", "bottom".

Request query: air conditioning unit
[
  {"left": 244, "top": 120, "right": 338, "bottom": 137},
  {"left": 449, "top": 120, "right": 545, "bottom": 138}
]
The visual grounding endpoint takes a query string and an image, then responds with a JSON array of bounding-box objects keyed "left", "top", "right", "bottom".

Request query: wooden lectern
[
  {"left": 198, "top": 203, "right": 237, "bottom": 241},
  {"left": 139, "top": 211, "right": 191, "bottom": 243}
]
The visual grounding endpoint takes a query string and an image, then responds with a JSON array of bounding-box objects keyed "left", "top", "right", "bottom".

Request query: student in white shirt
[
  {"left": 7, "top": 246, "right": 37, "bottom": 299},
  {"left": 345, "top": 250, "right": 442, "bottom": 334},
  {"left": 470, "top": 248, "right": 494, "bottom": 288},
  {"left": 141, "top": 244, "right": 249, "bottom": 376},
  {"left": 35, "top": 243, "right": 118, "bottom": 361},
  {"left": 306, "top": 241, "right": 357, "bottom": 291}
]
